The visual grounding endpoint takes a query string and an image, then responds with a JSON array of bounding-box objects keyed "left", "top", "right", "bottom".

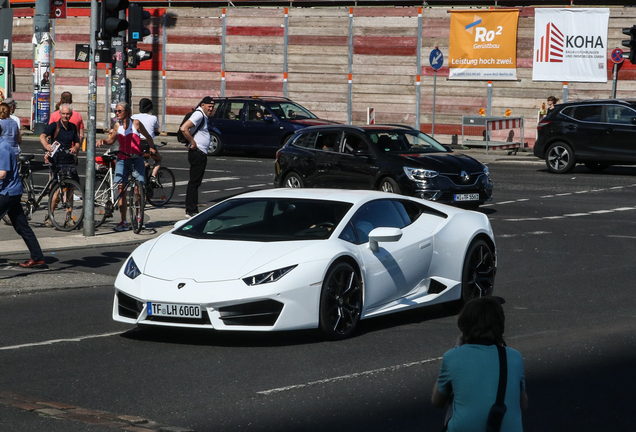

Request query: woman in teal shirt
[{"left": 432, "top": 297, "right": 528, "bottom": 431}]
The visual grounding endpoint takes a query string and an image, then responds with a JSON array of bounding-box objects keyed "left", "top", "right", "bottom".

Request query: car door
[
  {"left": 241, "top": 102, "right": 281, "bottom": 149},
  {"left": 563, "top": 104, "right": 605, "bottom": 159},
  {"left": 311, "top": 131, "right": 342, "bottom": 188},
  {"left": 602, "top": 104, "right": 636, "bottom": 162},
  {"left": 212, "top": 101, "right": 246, "bottom": 149},
  {"left": 334, "top": 133, "right": 378, "bottom": 190},
  {"left": 344, "top": 199, "right": 434, "bottom": 311}
]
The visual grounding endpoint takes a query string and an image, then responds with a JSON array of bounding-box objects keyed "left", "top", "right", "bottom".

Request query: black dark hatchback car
[
  {"left": 274, "top": 125, "right": 493, "bottom": 207},
  {"left": 534, "top": 98, "right": 636, "bottom": 173},
  {"left": 207, "top": 96, "right": 338, "bottom": 155}
]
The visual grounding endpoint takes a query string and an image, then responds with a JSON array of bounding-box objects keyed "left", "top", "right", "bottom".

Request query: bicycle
[
  {"left": 2, "top": 153, "right": 84, "bottom": 231},
  {"left": 93, "top": 150, "right": 145, "bottom": 234},
  {"left": 143, "top": 142, "right": 175, "bottom": 207}
]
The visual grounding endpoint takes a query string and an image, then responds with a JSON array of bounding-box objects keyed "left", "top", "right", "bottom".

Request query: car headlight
[
  {"left": 404, "top": 166, "right": 438, "bottom": 181},
  {"left": 124, "top": 257, "right": 142, "bottom": 279},
  {"left": 243, "top": 265, "right": 297, "bottom": 286},
  {"left": 482, "top": 164, "right": 491, "bottom": 180}
]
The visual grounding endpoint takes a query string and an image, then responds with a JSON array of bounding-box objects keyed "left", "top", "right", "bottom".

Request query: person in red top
[
  {"left": 49, "top": 92, "right": 85, "bottom": 144},
  {"left": 97, "top": 102, "right": 154, "bottom": 232}
]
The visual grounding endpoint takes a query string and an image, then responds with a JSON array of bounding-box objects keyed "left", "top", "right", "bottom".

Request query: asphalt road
[{"left": 2, "top": 148, "right": 636, "bottom": 431}]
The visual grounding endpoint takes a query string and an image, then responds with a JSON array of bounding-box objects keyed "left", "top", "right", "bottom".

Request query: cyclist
[
  {"left": 131, "top": 98, "right": 161, "bottom": 184},
  {"left": 39, "top": 103, "right": 81, "bottom": 228},
  {"left": 97, "top": 102, "right": 154, "bottom": 232}
]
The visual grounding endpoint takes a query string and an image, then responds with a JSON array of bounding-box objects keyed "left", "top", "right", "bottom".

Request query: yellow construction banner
[{"left": 449, "top": 9, "right": 520, "bottom": 80}]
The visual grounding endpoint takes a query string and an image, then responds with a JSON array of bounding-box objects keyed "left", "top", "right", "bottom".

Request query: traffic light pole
[
  {"left": 109, "top": 10, "right": 127, "bottom": 122},
  {"left": 33, "top": 0, "right": 51, "bottom": 135},
  {"left": 83, "top": 0, "right": 99, "bottom": 236}
]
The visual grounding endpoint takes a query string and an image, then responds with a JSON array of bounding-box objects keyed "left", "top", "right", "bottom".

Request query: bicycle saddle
[{"left": 19, "top": 154, "right": 35, "bottom": 162}]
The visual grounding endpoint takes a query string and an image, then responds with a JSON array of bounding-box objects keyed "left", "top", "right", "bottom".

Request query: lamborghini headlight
[
  {"left": 404, "top": 166, "right": 438, "bottom": 181},
  {"left": 124, "top": 257, "right": 142, "bottom": 279},
  {"left": 243, "top": 265, "right": 297, "bottom": 286}
]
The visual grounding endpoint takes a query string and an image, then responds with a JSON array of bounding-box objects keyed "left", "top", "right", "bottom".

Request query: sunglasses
[{"left": 115, "top": 110, "right": 125, "bottom": 113}]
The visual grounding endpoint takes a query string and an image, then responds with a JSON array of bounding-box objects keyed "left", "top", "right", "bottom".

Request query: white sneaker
[{"left": 114, "top": 221, "right": 131, "bottom": 232}]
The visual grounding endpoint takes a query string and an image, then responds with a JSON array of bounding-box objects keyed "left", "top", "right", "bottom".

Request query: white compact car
[{"left": 113, "top": 189, "right": 496, "bottom": 339}]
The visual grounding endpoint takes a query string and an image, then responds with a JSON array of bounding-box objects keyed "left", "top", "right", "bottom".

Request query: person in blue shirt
[
  {"left": 432, "top": 297, "right": 528, "bottom": 432},
  {"left": 0, "top": 127, "right": 45, "bottom": 268}
]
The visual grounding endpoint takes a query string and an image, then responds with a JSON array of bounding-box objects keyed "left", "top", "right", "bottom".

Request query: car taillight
[{"left": 537, "top": 120, "right": 551, "bottom": 129}]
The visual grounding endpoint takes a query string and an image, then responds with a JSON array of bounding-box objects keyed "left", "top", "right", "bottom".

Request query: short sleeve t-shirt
[
  {"left": 43, "top": 121, "right": 79, "bottom": 165},
  {"left": 0, "top": 139, "right": 23, "bottom": 196},
  {"left": 437, "top": 344, "right": 526, "bottom": 432},
  {"left": 131, "top": 113, "right": 159, "bottom": 140},
  {"left": 188, "top": 108, "right": 210, "bottom": 153},
  {"left": 0, "top": 118, "right": 20, "bottom": 156}
]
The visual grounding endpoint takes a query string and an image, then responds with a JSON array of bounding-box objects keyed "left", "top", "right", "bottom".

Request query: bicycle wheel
[
  {"left": 2, "top": 178, "right": 32, "bottom": 224},
  {"left": 94, "top": 174, "right": 111, "bottom": 228},
  {"left": 146, "top": 167, "right": 175, "bottom": 206},
  {"left": 128, "top": 180, "right": 145, "bottom": 234},
  {"left": 48, "top": 179, "right": 84, "bottom": 232}
]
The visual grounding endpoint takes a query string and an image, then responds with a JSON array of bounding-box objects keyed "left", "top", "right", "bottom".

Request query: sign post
[
  {"left": 429, "top": 47, "right": 443, "bottom": 138},
  {"left": 611, "top": 47, "right": 624, "bottom": 99}
]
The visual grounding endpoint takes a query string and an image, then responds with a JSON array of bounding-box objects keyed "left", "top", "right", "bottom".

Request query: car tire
[
  {"left": 208, "top": 132, "right": 223, "bottom": 156},
  {"left": 461, "top": 239, "right": 495, "bottom": 305},
  {"left": 319, "top": 261, "right": 363, "bottom": 340},
  {"left": 378, "top": 177, "right": 401, "bottom": 194},
  {"left": 283, "top": 172, "right": 304, "bottom": 188},
  {"left": 584, "top": 162, "right": 609, "bottom": 172},
  {"left": 546, "top": 142, "right": 575, "bottom": 174}
]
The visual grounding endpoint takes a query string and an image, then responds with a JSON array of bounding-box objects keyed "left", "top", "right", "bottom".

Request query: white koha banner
[{"left": 533, "top": 8, "right": 609, "bottom": 83}]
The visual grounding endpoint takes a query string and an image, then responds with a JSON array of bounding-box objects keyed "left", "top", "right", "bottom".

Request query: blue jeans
[{"left": 115, "top": 157, "right": 145, "bottom": 185}]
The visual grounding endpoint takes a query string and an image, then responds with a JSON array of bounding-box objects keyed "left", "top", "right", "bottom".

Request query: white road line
[
  {"left": 174, "top": 177, "right": 239, "bottom": 187},
  {"left": 224, "top": 187, "right": 244, "bottom": 191},
  {"left": 257, "top": 356, "right": 442, "bottom": 395},
  {"left": 608, "top": 235, "right": 636, "bottom": 239},
  {"left": 0, "top": 332, "right": 121, "bottom": 351},
  {"left": 590, "top": 210, "right": 614, "bottom": 214},
  {"left": 563, "top": 213, "right": 589, "bottom": 217},
  {"left": 247, "top": 184, "right": 267, "bottom": 188},
  {"left": 614, "top": 207, "right": 635, "bottom": 211},
  {"left": 202, "top": 190, "right": 220, "bottom": 194}
]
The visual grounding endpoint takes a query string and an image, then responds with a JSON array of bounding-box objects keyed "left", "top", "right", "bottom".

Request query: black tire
[
  {"left": 584, "top": 162, "right": 609, "bottom": 172},
  {"left": 461, "top": 239, "right": 496, "bottom": 304},
  {"left": 129, "top": 180, "right": 145, "bottom": 234},
  {"left": 546, "top": 142, "right": 575, "bottom": 174},
  {"left": 378, "top": 177, "right": 401, "bottom": 194},
  {"left": 319, "top": 262, "right": 363, "bottom": 340},
  {"left": 93, "top": 174, "right": 111, "bottom": 228},
  {"left": 283, "top": 172, "right": 304, "bottom": 188},
  {"left": 146, "top": 167, "right": 175, "bottom": 206},
  {"left": 208, "top": 132, "right": 223, "bottom": 156},
  {"left": 48, "top": 179, "right": 84, "bottom": 232}
]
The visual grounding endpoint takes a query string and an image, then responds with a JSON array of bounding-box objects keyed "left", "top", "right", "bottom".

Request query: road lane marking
[
  {"left": 0, "top": 332, "right": 121, "bottom": 351},
  {"left": 174, "top": 176, "right": 239, "bottom": 187},
  {"left": 501, "top": 205, "right": 636, "bottom": 221},
  {"left": 257, "top": 356, "right": 442, "bottom": 395}
]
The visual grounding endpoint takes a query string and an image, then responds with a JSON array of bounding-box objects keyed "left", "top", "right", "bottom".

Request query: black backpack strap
[{"left": 495, "top": 345, "right": 508, "bottom": 405}]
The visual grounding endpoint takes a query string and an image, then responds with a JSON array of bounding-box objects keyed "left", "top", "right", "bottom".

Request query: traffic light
[
  {"left": 126, "top": 46, "right": 152, "bottom": 68},
  {"left": 101, "top": 0, "right": 129, "bottom": 39},
  {"left": 128, "top": 4, "right": 151, "bottom": 43},
  {"left": 622, "top": 26, "right": 636, "bottom": 64}
]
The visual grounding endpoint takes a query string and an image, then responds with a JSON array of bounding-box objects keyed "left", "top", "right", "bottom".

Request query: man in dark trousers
[
  {"left": 180, "top": 96, "right": 215, "bottom": 218},
  {"left": 0, "top": 125, "right": 46, "bottom": 268}
]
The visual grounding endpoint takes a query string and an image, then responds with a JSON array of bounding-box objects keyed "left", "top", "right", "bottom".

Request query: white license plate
[
  {"left": 147, "top": 302, "right": 201, "bottom": 318},
  {"left": 454, "top": 193, "right": 480, "bottom": 202}
]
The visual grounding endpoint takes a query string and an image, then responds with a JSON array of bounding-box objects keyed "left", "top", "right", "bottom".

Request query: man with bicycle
[
  {"left": 0, "top": 125, "right": 46, "bottom": 268},
  {"left": 39, "top": 103, "right": 81, "bottom": 228},
  {"left": 98, "top": 102, "right": 154, "bottom": 232}
]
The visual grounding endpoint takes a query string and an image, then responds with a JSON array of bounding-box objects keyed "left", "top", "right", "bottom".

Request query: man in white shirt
[
  {"left": 131, "top": 98, "right": 161, "bottom": 182},
  {"left": 3, "top": 98, "right": 21, "bottom": 130},
  {"left": 179, "top": 96, "right": 215, "bottom": 218}
]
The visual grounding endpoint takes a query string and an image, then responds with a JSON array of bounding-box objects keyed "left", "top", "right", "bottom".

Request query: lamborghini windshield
[{"left": 174, "top": 198, "right": 352, "bottom": 241}]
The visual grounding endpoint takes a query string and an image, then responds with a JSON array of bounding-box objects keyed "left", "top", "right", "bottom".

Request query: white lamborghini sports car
[{"left": 113, "top": 189, "right": 496, "bottom": 339}]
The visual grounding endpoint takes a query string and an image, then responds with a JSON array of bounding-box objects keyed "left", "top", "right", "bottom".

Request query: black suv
[
  {"left": 274, "top": 124, "right": 493, "bottom": 207},
  {"left": 207, "top": 96, "right": 338, "bottom": 155},
  {"left": 534, "top": 98, "right": 636, "bottom": 173}
]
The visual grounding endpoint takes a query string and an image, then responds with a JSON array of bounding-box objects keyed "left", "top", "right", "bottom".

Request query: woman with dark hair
[
  {"left": 432, "top": 297, "right": 528, "bottom": 431},
  {"left": 131, "top": 98, "right": 162, "bottom": 182},
  {"left": 547, "top": 96, "right": 559, "bottom": 112}
]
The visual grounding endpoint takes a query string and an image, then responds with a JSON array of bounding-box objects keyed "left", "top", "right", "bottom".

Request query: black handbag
[{"left": 486, "top": 345, "right": 508, "bottom": 432}]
